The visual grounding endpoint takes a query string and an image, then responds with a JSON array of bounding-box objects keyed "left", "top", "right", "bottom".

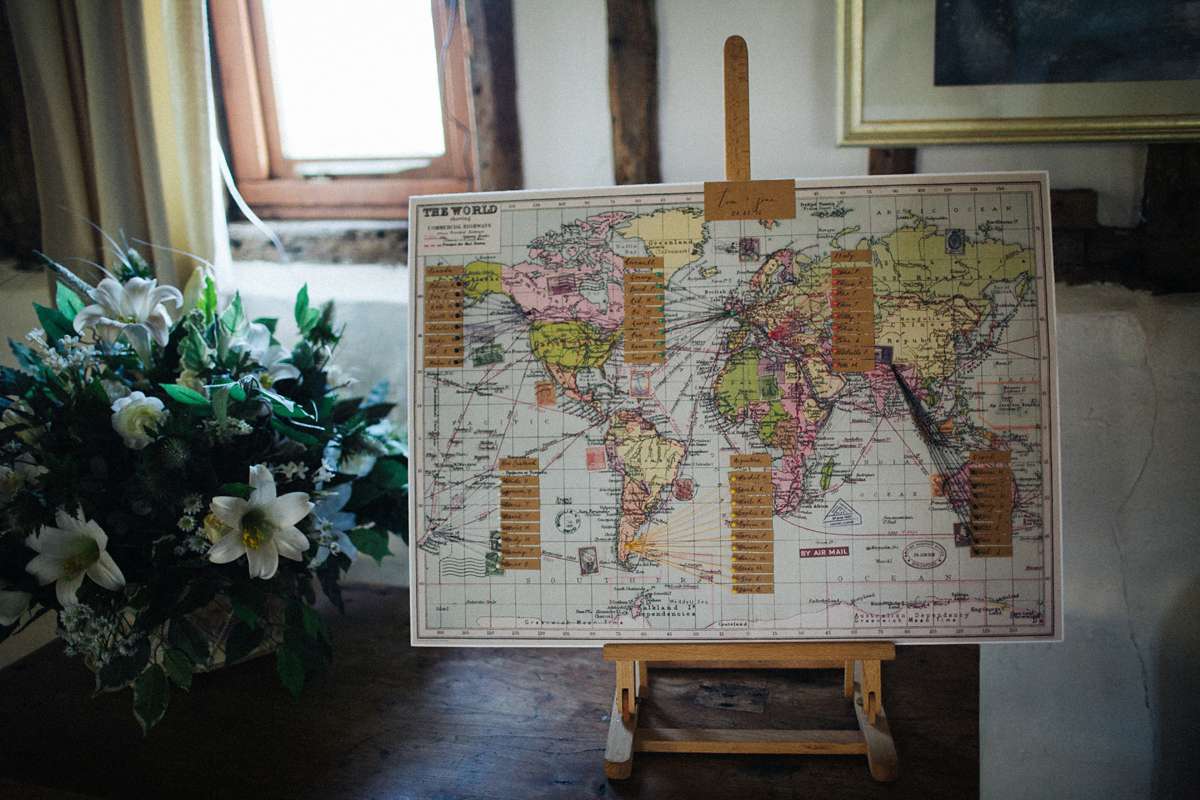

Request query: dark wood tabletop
[{"left": 0, "top": 584, "right": 977, "bottom": 800}]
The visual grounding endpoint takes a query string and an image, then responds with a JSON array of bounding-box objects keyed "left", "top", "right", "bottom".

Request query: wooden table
[{"left": 0, "top": 585, "right": 977, "bottom": 799}]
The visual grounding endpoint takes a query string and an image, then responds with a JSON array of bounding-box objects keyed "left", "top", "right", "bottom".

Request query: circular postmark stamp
[
  {"left": 555, "top": 509, "right": 581, "bottom": 535},
  {"left": 902, "top": 540, "right": 947, "bottom": 570}
]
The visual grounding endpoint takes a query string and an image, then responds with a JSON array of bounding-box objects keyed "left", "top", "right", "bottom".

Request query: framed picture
[{"left": 837, "top": 0, "right": 1200, "bottom": 145}]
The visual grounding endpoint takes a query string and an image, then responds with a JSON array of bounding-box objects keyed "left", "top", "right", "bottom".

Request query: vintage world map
[{"left": 408, "top": 174, "right": 1060, "bottom": 644}]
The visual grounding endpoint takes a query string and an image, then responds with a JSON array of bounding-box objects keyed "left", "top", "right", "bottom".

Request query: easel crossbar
[{"left": 635, "top": 728, "right": 870, "bottom": 755}]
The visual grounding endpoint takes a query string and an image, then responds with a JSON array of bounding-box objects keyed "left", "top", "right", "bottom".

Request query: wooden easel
[{"left": 602, "top": 37, "right": 900, "bottom": 782}]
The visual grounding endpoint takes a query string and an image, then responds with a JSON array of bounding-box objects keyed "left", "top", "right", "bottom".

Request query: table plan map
[{"left": 408, "top": 173, "right": 1061, "bottom": 645}]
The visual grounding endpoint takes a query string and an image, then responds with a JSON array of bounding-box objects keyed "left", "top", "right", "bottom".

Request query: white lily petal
[
  {"left": 81, "top": 517, "right": 108, "bottom": 549},
  {"left": 0, "top": 590, "right": 31, "bottom": 626},
  {"left": 26, "top": 552, "right": 64, "bottom": 584},
  {"left": 262, "top": 493, "right": 314, "bottom": 529},
  {"left": 210, "top": 496, "right": 249, "bottom": 530},
  {"left": 27, "top": 528, "right": 86, "bottom": 559},
  {"left": 248, "top": 465, "right": 276, "bottom": 504},
  {"left": 148, "top": 307, "right": 174, "bottom": 346},
  {"left": 207, "top": 530, "right": 247, "bottom": 564},
  {"left": 245, "top": 541, "right": 279, "bottom": 579},
  {"left": 56, "top": 572, "right": 85, "bottom": 607},
  {"left": 273, "top": 525, "right": 310, "bottom": 561},
  {"left": 87, "top": 278, "right": 127, "bottom": 311},
  {"left": 53, "top": 508, "right": 77, "bottom": 529},
  {"left": 87, "top": 551, "right": 126, "bottom": 591},
  {"left": 121, "top": 324, "right": 154, "bottom": 366}
]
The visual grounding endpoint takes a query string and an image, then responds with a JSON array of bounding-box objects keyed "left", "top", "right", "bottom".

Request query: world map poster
[{"left": 408, "top": 173, "right": 1061, "bottom": 645}]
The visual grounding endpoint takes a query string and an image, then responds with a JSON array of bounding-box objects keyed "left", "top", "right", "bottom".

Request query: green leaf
[
  {"left": 219, "top": 292, "right": 248, "bottom": 338},
  {"left": 167, "top": 618, "right": 213, "bottom": 667},
  {"left": 34, "top": 303, "right": 76, "bottom": 344},
  {"left": 160, "top": 383, "right": 211, "bottom": 407},
  {"left": 315, "top": 562, "right": 345, "bottom": 614},
  {"left": 368, "top": 457, "right": 408, "bottom": 491},
  {"left": 176, "top": 583, "right": 218, "bottom": 616},
  {"left": 95, "top": 637, "right": 152, "bottom": 694},
  {"left": 269, "top": 417, "right": 322, "bottom": 448},
  {"left": 162, "top": 648, "right": 194, "bottom": 691},
  {"left": 300, "top": 604, "right": 331, "bottom": 646},
  {"left": 0, "top": 365, "right": 34, "bottom": 397},
  {"left": 216, "top": 482, "right": 253, "bottom": 500},
  {"left": 55, "top": 281, "right": 86, "bottom": 321},
  {"left": 133, "top": 664, "right": 171, "bottom": 734},
  {"left": 348, "top": 528, "right": 392, "bottom": 565},
  {"left": 276, "top": 647, "right": 305, "bottom": 697},
  {"left": 294, "top": 285, "right": 322, "bottom": 336},
  {"left": 8, "top": 339, "right": 39, "bottom": 371},
  {"left": 201, "top": 276, "right": 219, "bottom": 323},
  {"left": 223, "top": 619, "right": 265, "bottom": 665},
  {"left": 229, "top": 597, "right": 259, "bottom": 628},
  {"left": 253, "top": 316, "right": 278, "bottom": 334}
]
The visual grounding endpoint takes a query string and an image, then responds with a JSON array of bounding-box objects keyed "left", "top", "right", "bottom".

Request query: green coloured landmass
[
  {"left": 530, "top": 320, "right": 621, "bottom": 372},
  {"left": 820, "top": 457, "right": 835, "bottom": 490},
  {"left": 463, "top": 260, "right": 504, "bottom": 300},
  {"left": 756, "top": 401, "right": 790, "bottom": 446},
  {"left": 714, "top": 348, "right": 762, "bottom": 422}
]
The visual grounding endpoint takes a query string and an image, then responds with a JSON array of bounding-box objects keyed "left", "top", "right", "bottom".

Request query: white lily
[
  {"left": 74, "top": 276, "right": 183, "bottom": 365},
  {"left": 25, "top": 509, "right": 126, "bottom": 607},
  {"left": 208, "top": 464, "right": 312, "bottom": 579},
  {"left": 231, "top": 322, "right": 300, "bottom": 386}
]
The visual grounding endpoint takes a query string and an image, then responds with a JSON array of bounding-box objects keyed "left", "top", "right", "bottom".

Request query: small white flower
[
  {"left": 182, "top": 493, "right": 204, "bottom": 515},
  {"left": 74, "top": 276, "right": 183, "bottom": 365},
  {"left": 25, "top": 509, "right": 126, "bottom": 607},
  {"left": 177, "top": 515, "right": 197, "bottom": 532},
  {"left": 308, "top": 483, "right": 358, "bottom": 566},
  {"left": 111, "top": 391, "right": 168, "bottom": 450},
  {"left": 278, "top": 461, "right": 307, "bottom": 480},
  {"left": 313, "top": 462, "right": 336, "bottom": 484},
  {"left": 207, "top": 465, "right": 313, "bottom": 580}
]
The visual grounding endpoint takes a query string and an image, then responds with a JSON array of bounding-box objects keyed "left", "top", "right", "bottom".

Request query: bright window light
[{"left": 261, "top": 0, "right": 447, "bottom": 164}]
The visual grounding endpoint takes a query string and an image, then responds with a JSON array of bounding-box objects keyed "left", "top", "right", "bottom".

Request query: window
[{"left": 211, "top": 0, "right": 475, "bottom": 219}]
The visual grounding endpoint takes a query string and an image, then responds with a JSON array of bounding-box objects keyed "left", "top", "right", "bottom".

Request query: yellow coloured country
[{"left": 615, "top": 208, "right": 707, "bottom": 284}]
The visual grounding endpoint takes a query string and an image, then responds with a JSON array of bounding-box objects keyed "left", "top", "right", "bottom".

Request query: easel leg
[
  {"left": 605, "top": 660, "right": 641, "bottom": 779},
  {"left": 853, "top": 660, "right": 899, "bottom": 782}
]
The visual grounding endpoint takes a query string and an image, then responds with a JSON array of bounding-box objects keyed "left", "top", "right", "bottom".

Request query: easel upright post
[{"left": 601, "top": 35, "right": 900, "bottom": 783}]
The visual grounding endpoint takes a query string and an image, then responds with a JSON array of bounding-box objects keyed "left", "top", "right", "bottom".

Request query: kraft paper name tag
[{"left": 704, "top": 180, "right": 796, "bottom": 221}]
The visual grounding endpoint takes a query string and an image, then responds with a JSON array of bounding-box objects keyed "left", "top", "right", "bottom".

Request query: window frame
[{"left": 210, "top": 0, "right": 475, "bottom": 220}]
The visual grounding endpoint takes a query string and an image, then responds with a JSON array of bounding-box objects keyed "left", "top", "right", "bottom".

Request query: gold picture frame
[{"left": 837, "top": 0, "right": 1200, "bottom": 145}]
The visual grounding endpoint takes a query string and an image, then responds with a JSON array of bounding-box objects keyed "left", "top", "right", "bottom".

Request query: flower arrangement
[{"left": 0, "top": 243, "right": 407, "bottom": 731}]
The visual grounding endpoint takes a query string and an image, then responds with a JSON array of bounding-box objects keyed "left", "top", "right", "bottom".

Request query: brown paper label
[
  {"left": 730, "top": 454, "right": 772, "bottom": 468},
  {"left": 704, "top": 180, "right": 796, "bottom": 221},
  {"left": 499, "top": 558, "right": 541, "bottom": 570}
]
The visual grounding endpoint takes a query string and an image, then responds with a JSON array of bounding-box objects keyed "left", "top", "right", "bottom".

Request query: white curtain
[{"left": 5, "top": 0, "right": 229, "bottom": 289}]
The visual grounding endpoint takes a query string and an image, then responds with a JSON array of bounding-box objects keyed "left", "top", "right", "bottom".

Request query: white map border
[{"left": 408, "top": 172, "right": 1063, "bottom": 646}]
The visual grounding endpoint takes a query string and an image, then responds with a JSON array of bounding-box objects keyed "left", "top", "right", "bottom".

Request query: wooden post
[
  {"left": 607, "top": 0, "right": 661, "bottom": 185},
  {"left": 601, "top": 37, "right": 901, "bottom": 783}
]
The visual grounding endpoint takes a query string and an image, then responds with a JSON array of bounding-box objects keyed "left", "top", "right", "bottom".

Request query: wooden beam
[
  {"left": 464, "top": 0, "right": 523, "bottom": 191},
  {"left": 867, "top": 147, "right": 916, "bottom": 176},
  {"left": 607, "top": 0, "right": 660, "bottom": 185}
]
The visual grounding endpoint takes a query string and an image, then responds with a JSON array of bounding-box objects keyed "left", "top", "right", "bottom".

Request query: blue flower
[{"left": 309, "top": 483, "right": 358, "bottom": 566}]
